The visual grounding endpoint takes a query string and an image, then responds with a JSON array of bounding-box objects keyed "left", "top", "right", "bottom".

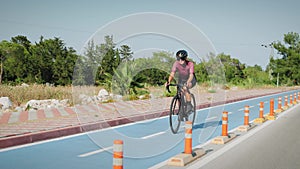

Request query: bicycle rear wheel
[{"left": 169, "top": 96, "right": 181, "bottom": 134}]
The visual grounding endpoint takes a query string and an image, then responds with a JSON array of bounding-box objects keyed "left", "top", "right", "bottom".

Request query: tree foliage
[
  {"left": 269, "top": 32, "right": 300, "bottom": 85},
  {"left": 1, "top": 32, "right": 298, "bottom": 91}
]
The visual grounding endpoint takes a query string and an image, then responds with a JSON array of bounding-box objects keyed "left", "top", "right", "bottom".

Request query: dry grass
[
  {"left": 1, "top": 83, "right": 296, "bottom": 109},
  {"left": 0, "top": 84, "right": 103, "bottom": 107}
]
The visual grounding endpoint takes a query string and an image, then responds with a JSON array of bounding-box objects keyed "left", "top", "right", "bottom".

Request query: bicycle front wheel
[
  {"left": 185, "top": 93, "right": 197, "bottom": 124},
  {"left": 169, "top": 96, "right": 181, "bottom": 134}
]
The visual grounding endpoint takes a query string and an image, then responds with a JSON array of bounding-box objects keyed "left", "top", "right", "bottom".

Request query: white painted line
[
  {"left": 238, "top": 105, "right": 255, "bottom": 111},
  {"left": 78, "top": 146, "right": 113, "bottom": 158},
  {"left": 141, "top": 132, "right": 165, "bottom": 139},
  {"left": 205, "top": 116, "right": 217, "bottom": 121},
  {"left": 228, "top": 112, "right": 233, "bottom": 115}
]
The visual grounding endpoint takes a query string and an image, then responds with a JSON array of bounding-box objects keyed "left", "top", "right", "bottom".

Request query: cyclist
[{"left": 165, "top": 50, "right": 196, "bottom": 117}]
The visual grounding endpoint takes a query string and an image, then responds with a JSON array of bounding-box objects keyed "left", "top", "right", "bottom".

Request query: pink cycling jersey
[{"left": 171, "top": 60, "right": 194, "bottom": 82}]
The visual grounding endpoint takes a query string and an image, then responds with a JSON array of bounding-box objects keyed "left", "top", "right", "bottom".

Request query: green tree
[
  {"left": 218, "top": 53, "right": 245, "bottom": 84},
  {"left": 270, "top": 32, "right": 300, "bottom": 85},
  {"left": 119, "top": 45, "right": 133, "bottom": 62},
  {"left": 30, "top": 36, "right": 78, "bottom": 85}
]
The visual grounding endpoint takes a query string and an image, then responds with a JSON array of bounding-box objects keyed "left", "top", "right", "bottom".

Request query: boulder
[
  {"left": 98, "top": 89, "right": 109, "bottom": 98},
  {"left": 0, "top": 97, "right": 13, "bottom": 110}
]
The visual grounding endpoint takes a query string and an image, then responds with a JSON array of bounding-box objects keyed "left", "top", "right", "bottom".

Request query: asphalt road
[{"left": 191, "top": 104, "right": 300, "bottom": 169}]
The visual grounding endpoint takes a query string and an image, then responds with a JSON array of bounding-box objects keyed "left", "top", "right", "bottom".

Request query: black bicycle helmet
[{"left": 176, "top": 50, "right": 188, "bottom": 60}]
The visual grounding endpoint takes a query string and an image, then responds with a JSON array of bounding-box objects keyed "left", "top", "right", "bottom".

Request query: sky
[{"left": 0, "top": 0, "right": 300, "bottom": 69}]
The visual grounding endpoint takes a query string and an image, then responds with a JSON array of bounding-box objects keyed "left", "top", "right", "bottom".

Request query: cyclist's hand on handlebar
[
  {"left": 165, "top": 81, "right": 171, "bottom": 93},
  {"left": 186, "top": 82, "right": 192, "bottom": 88},
  {"left": 165, "top": 81, "right": 170, "bottom": 87}
]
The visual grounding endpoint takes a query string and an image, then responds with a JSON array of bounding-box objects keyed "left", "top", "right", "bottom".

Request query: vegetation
[{"left": 0, "top": 32, "right": 299, "bottom": 106}]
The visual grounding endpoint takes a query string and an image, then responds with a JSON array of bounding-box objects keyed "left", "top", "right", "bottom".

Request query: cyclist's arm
[
  {"left": 186, "top": 73, "right": 194, "bottom": 88},
  {"left": 167, "top": 72, "right": 175, "bottom": 84},
  {"left": 186, "top": 62, "right": 194, "bottom": 87}
]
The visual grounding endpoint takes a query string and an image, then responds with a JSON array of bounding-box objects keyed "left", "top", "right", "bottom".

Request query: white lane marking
[
  {"left": 78, "top": 146, "right": 113, "bottom": 158},
  {"left": 141, "top": 132, "right": 165, "bottom": 139},
  {"left": 205, "top": 116, "right": 217, "bottom": 121},
  {"left": 238, "top": 105, "right": 255, "bottom": 111},
  {"left": 228, "top": 112, "right": 233, "bottom": 115}
]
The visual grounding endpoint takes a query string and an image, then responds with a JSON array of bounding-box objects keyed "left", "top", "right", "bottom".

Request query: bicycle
[{"left": 166, "top": 83, "right": 196, "bottom": 134}]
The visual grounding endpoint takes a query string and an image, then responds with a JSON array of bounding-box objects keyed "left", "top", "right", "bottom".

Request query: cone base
[
  {"left": 211, "top": 133, "right": 237, "bottom": 145},
  {"left": 237, "top": 124, "right": 256, "bottom": 132},
  {"left": 254, "top": 117, "right": 266, "bottom": 124},
  {"left": 167, "top": 148, "right": 206, "bottom": 167}
]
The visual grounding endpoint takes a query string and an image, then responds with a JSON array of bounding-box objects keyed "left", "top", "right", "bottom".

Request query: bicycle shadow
[{"left": 192, "top": 120, "right": 222, "bottom": 130}]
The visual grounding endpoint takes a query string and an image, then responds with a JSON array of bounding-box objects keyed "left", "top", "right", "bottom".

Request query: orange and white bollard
[
  {"left": 285, "top": 96, "right": 288, "bottom": 107},
  {"left": 259, "top": 102, "right": 264, "bottom": 118},
  {"left": 222, "top": 111, "right": 228, "bottom": 136},
  {"left": 211, "top": 111, "right": 236, "bottom": 144},
  {"left": 275, "top": 97, "right": 283, "bottom": 113},
  {"left": 168, "top": 120, "right": 206, "bottom": 167},
  {"left": 293, "top": 93, "right": 297, "bottom": 104},
  {"left": 254, "top": 102, "right": 266, "bottom": 124},
  {"left": 238, "top": 105, "right": 255, "bottom": 132},
  {"left": 244, "top": 105, "right": 250, "bottom": 126},
  {"left": 298, "top": 92, "right": 300, "bottom": 101},
  {"left": 270, "top": 99, "right": 274, "bottom": 116},
  {"left": 266, "top": 99, "right": 276, "bottom": 120},
  {"left": 184, "top": 121, "right": 193, "bottom": 154},
  {"left": 289, "top": 94, "right": 293, "bottom": 106},
  {"left": 113, "top": 140, "right": 123, "bottom": 169},
  {"left": 278, "top": 97, "right": 282, "bottom": 110},
  {"left": 283, "top": 95, "right": 289, "bottom": 110}
]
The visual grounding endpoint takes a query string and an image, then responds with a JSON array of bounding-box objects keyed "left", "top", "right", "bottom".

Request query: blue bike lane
[{"left": 0, "top": 90, "right": 298, "bottom": 169}]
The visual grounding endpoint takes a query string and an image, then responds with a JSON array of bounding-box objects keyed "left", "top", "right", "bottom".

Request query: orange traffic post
[
  {"left": 298, "top": 92, "right": 300, "bottom": 101},
  {"left": 244, "top": 105, "right": 250, "bottom": 126},
  {"left": 113, "top": 140, "right": 123, "bottom": 169},
  {"left": 293, "top": 93, "right": 297, "bottom": 104},
  {"left": 283, "top": 95, "right": 289, "bottom": 110},
  {"left": 184, "top": 121, "right": 193, "bottom": 154},
  {"left": 168, "top": 120, "right": 206, "bottom": 166},
  {"left": 238, "top": 105, "right": 255, "bottom": 132},
  {"left": 289, "top": 94, "right": 293, "bottom": 106},
  {"left": 270, "top": 99, "right": 274, "bottom": 116},
  {"left": 275, "top": 97, "right": 283, "bottom": 113},
  {"left": 211, "top": 111, "right": 236, "bottom": 144},
  {"left": 266, "top": 99, "right": 276, "bottom": 120},
  {"left": 254, "top": 102, "right": 266, "bottom": 124},
  {"left": 222, "top": 111, "right": 228, "bottom": 136}
]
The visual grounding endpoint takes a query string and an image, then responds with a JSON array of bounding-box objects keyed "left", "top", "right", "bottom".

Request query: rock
[
  {"left": 0, "top": 97, "right": 13, "bottom": 110},
  {"left": 25, "top": 99, "right": 70, "bottom": 110},
  {"left": 21, "top": 83, "right": 29, "bottom": 87},
  {"left": 98, "top": 89, "right": 109, "bottom": 98}
]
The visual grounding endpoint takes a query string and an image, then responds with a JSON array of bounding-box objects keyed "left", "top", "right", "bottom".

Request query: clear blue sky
[{"left": 1, "top": 0, "right": 299, "bottom": 69}]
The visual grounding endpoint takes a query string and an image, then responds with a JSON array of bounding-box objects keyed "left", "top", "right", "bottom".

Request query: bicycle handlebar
[{"left": 166, "top": 83, "right": 183, "bottom": 93}]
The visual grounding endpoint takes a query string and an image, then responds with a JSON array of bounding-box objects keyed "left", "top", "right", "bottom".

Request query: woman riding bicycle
[{"left": 165, "top": 49, "right": 196, "bottom": 114}]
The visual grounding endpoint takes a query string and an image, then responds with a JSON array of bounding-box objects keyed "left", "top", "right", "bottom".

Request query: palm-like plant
[{"left": 104, "top": 62, "right": 146, "bottom": 96}]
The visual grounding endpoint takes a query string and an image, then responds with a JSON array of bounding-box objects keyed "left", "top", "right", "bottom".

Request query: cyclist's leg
[{"left": 185, "top": 82, "right": 195, "bottom": 114}]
